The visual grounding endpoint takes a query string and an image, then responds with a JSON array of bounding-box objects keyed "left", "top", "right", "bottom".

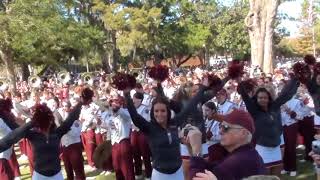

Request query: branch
[{"left": 177, "top": 54, "right": 193, "bottom": 67}]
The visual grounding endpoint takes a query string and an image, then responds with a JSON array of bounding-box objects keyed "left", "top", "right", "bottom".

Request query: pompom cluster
[
  {"left": 207, "top": 73, "right": 222, "bottom": 88},
  {"left": 228, "top": 60, "right": 244, "bottom": 79},
  {"left": 148, "top": 65, "right": 169, "bottom": 82},
  {"left": 304, "top": 54, "right": 316, "bottom": 65},
  {"left": 239, "top": 78, "right": 257, "bottom": 93},
  {"left": 32, "top": 104, "right": 54, "bottom": 131},
  {"left": 111, "top": 73, "right": 137, "bottom": 90},
  {"left": 292, "top": 62, "right": 311, "bottom": 84}
]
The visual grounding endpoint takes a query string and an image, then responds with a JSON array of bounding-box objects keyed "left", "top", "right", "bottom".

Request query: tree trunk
[
  {"left": 245, "top": 0, "right": 280, "bottom": 74},
  {"left": 111, "top": 31, "right": 119, "bottom": 72},
  {"left": 263, "top": 0, "right": 279, "bottom": 74},
  {"left": 21, "top": 62, "right": 30, "bottom": 81},
  {"left": 0, "top": 47, "right": 16, "bottom": 92}
]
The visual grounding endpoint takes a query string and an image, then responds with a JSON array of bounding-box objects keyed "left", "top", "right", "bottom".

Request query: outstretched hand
[{"left": 193, "top": 170, "right": 217, "bottom": 180}]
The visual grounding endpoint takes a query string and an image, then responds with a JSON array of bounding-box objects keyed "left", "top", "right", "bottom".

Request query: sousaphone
[{"left": 93, "top": 140, "right": 112, "bottom": 169}]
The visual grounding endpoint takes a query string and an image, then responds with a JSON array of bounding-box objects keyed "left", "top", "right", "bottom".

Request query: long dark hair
[
  {"left": 253, "top": 88, "right": 273, "bottom": 109},
  {"left": 150, "top": 96, "right": 172, "bottom": 124}
]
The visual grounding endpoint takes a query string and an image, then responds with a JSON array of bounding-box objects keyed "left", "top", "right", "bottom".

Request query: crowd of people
[{"left": 0, "top": 56, "right": 319, "bottom": 180}]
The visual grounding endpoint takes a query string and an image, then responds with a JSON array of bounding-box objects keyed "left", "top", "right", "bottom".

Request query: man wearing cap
[
  {"left": 215, "top": 89, "right": 237, "bottom": 115},
  {"left": 189, "top": 109, "right": 266, "bottom": 180}
]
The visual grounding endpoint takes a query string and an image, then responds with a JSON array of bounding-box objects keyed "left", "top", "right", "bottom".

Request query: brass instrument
[
  {"left": 0, "top": 78, "right": 9, "bottom": 89},
  {"left": 81, "top": 72, "right": 94, "bottom": 85},
  {"left": 57, "top": 71, "right": 71, "bottom": 85},
  {"left": 28, "top": 75, "right": 41, "bottom": 88}
]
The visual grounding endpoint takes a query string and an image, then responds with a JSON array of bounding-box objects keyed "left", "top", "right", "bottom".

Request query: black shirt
[
  {"left": 125, "top": 86, "right": 208, "bottom": 174},
  {"left": 238, "top": 78, "right": 299, "bottom": 147},
  {"left": 0, "top": 104, "right": 82, "bottom": 176}
]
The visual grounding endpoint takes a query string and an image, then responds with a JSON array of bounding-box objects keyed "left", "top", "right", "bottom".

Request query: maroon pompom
[
  {"left": 111, "top": 73, "right": 137, "bottom": 91},
  {"left": 237, "top": 78, "right": 257, "bottom": 93},
  {"left": 148, "top": 65, "right": 169, "bottom": 82},
  {"left": 292, "top": 62, "right": 311, "bottom": 84},
  {"left": 32, "top": 104, "right": 54, "bottom": 131},
  {"left": 228, "top": 60, "right": 244, "bottom": 79},
  {"left": 207, "top": 74, "right": 222, "bottom": 88},
  {"left": 304, "top": 54, "right": 316, "bottom": 65},
  {"left": 314, "top": 62, "right": 320, "bottom": 75}
]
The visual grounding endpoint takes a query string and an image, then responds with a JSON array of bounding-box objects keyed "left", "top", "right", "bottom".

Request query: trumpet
[
  {"left": 57, "top": 71, "right": 71, "bottom": 85},
  {"left": 28, "top": 75, "right": 41, "bottom": 88}
]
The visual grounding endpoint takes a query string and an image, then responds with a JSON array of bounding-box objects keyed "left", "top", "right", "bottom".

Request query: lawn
[{"left": 16, "top": 146, "right": 317, "bottom": 180}]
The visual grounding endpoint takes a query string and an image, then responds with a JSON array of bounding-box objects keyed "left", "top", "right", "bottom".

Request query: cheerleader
[
  {"left": 237, "top": 76, "right": 299, "bottom": 176},
  {"left": 0, "top": 88, "right": 93, "bottom": 180},
  {"left": 123, "top": 77, "right": 212, "bottom": 180}
]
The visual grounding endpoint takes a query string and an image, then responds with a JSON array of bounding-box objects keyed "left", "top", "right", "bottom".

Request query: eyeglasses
[{"left": 219, "top": 124, "right": 243, "bottom": 133}]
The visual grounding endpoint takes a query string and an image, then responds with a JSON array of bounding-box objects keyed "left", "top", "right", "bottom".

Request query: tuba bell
[
  {"left": 58, "top": 71, "right": 71, "bottom": 85},
  {"left": 28, "top": 75, "right": 41, "bottom": 88},
  {"left": 81, "top": 72, "right": 94, "bottom": 85},
  {"left": 0, "top": 78, "right": 9, "bottom": 90}
]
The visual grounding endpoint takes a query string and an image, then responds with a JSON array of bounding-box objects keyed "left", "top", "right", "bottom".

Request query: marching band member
[
  {"left": 296, "top": 89, "right": 315, "bottom": 162},
  {"left": 79, "top": 101, "right": 97, "bottom": 170},
  {"left": 216, "top": 88, "right": 237, "bottom": 115},
  {"left": 202, "top": 101, "right": 227, "bottom": 162},
  {"left": 280, "top": 97, "right": 301, "bottom": 176},
  {"left": 99, "top": 96, "right": 135, "bottom": 180},
  {"left": 60, "top": 100, "right": 86, "bottom": 180},
  {"left": 130, "top": 92, "right": 152, "bottom": 179}
]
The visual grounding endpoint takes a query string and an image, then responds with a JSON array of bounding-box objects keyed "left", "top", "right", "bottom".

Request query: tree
[{"left": 245, "top": 0, "right": 281, "bottom": 73}]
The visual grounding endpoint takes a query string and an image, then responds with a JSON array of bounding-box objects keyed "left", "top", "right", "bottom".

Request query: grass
[{"left": 15, "top": 146, "right": 317, "bottom": 180}]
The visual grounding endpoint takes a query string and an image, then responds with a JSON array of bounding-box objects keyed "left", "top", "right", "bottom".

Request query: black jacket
[
  {"left": 0, "top": 104, "right": 81, "bottom": 176},
  {"left": 238, "top": 78, "right": 299, "bottom": 147},
  {"left": 125, "top": 86, "right": 208, "bottom": 174}
]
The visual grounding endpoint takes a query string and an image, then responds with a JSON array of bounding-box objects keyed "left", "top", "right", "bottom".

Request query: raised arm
[
  {"left": 55, "top": 104, "right": 82, "bottom": 137},
  {"left": 124, "top": 92, "right": 151, "bottom": 134},
  {"left": 274, "top": 78, "right": 299, "bottom": 108},
  {"left": 0, "top": 113, "right": 19, "bottom": 130},
  {"left": 237, "top": 81, "right": 257, "bottom": 114},
  {"left": 155, "top": 82, "right": 165, "bottom": 97},
  {"left": 202, "top": 77, "right": 230, "bottom": 103},
  {"left": 173, "top": 85, "right": 207, "bottom": 126},
  {"left": 0, "top": 122, "right": 33, "bottom": 153}
]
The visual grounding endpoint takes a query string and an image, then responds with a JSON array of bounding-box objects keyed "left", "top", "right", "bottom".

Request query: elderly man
[{"left": 189, "top": 109, "right": 266, "bottom": 180}]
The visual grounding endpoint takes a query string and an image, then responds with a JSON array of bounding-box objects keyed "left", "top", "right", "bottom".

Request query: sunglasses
[{"left": 219, "top": 124, "right": 243, "bottom": 133}]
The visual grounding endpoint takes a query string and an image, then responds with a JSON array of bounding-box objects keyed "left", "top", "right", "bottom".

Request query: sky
[
  {"left": 222, "top": 0, "right": 304, "bottom": 37},
  {"left": 278, "top": 0, "right": 304, "bottom": 37}
]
